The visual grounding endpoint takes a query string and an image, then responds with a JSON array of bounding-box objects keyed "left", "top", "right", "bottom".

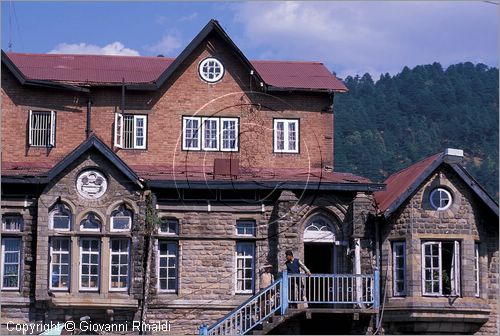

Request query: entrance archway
[{"left": 303, "top": 215, "right": 346, "bottom": 274}]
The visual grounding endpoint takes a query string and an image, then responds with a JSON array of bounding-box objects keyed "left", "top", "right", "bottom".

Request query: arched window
[
  {"left": 80, "top": 212, "right": 102, "bottom": 231},
  {"left": 50, "top": 203, "right": 72, "bottom": 231},
  {"left": 110, "top": 205, "right": 133, "bottom": 232},
  {"left": 303, "top": 216, "right": 335, "bottom": 243}
]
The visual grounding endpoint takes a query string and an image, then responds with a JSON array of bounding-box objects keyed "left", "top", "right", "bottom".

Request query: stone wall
[{"left": 380, "top": 166, "right": 498, "bottom": 334}]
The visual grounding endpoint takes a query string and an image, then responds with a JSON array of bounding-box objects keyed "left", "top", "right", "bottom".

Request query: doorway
[{"left": 304, "top": 243, "right": 333, "bottom": 274}]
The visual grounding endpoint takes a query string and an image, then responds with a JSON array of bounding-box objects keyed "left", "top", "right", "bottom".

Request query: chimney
[{"left": 443, "top": 148, "right": 464, "bottom": 164}]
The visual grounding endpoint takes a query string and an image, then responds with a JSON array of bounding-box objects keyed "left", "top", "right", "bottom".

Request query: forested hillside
[{"left": 334, "top": 62, "right": 498, "bottom": 200}]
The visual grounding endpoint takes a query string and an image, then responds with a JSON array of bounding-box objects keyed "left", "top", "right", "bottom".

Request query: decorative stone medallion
[{"left": 76, "top": 170, "right": 108, "bottom": 199}]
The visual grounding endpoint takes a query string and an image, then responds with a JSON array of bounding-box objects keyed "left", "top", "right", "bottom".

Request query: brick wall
[{"left": 1, "top": 33, "right": 335, "bottom": 172}]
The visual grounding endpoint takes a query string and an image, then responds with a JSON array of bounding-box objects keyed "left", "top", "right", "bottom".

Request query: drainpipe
[
  {"left": 374, "top": 215, "right": 381, "bottom": 327},
  {"left": 85, "top": 98, "right": 92, "bottom": 138}
]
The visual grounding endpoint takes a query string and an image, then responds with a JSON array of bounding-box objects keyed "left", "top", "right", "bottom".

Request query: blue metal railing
[
  {"left": 200, "top": 271, "right": 379, "bottom": 335},
  {"left": 202, "top": 278, "right": 283, "bottom": 335}
]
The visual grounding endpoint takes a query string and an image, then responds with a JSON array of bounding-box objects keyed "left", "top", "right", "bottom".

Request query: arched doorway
[{"left": 303, "top": 215, "right": 347, "bottom": 274}]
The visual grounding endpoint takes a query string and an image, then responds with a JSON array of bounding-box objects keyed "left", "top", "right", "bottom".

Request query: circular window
[
  {"left": 430, "top": 188, "right": 452, "bottom": 211},
  {"left": 199, "top": 57, "right": 224, "bottom": 83}
]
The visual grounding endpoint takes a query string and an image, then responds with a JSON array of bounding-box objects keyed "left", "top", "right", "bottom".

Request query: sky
[{"left": 1, "top": 1, "right": 498, "bottom": 79}]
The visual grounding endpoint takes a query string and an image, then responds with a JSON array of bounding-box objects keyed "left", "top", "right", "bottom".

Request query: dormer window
[{"left": 199, "top": 57, "right": 224, "bottom": 83}]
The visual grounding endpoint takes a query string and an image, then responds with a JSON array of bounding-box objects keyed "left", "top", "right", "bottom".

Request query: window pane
[
  {"left": 110, "top": 239, "right": 129, "bottom": 290},
  {"left": 160, "top": 218, "right": 178, "bottom": 234},
  {"left": 80, "top": 238, "right": 99, "bottom": 290},
  {"left": 236, "top": 220, "right": 256, "bottom": 236},
  {"left": 157, "top": 241, "right": 178, "bottom": 291},
  {"left": 235, "top": 242, "right": 254, "bottom": 293},
  {"left": 2, "top": 216, "right": 22, "bottom": 231},
  {"left": 50, "top": 238, "right": 70, "bottom": 289},
  {"left": 203, "top": 119, "right": 218, "bottom": 149}
]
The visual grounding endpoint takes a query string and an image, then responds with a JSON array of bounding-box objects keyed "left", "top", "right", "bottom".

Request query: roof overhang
[{"left": 147, "top": 179, "right": 385, "bottom": 191}]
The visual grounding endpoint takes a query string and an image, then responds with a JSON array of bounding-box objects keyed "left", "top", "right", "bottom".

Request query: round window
[
  {"left": 430, "top": 188, "right": 452, "bottom": 211},
  {"left": 199, "top": 57, "right": 224, "bottom": 83}
]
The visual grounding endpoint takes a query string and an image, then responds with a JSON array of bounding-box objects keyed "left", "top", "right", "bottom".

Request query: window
[
  {"left": 274, "top": 119, "right": 299, "bottom": 153},
  {"left": 80, "top": 213, "right": 101, "bottom": 232},
  {"left": 158, "top": 241, "right": 178, "bottom": 292},
  {"left": 422, "top": 241, "right": 460, "bottom": 296},
  {"left": 203, "top": 118, "right": 219, "bottom": 151},
  {"left": 392, "top": 242, "right": 406, "bottom": 296},
  {"left": 50, "top": 238, "right": 70, "bottom": 290},
  {"left": 236, "top": 242, "right": 254, "bottom": 293},
  {"left": 182, "top": 117, "right": 239, "bottom": 151},
  {"left": 114, "top": 114, "right": 147, "bottom": 149},
  {"left": 159, "top": 218, "right": 178, "bottom": 235},
  {"left": 2, "top": 215, "right": 23, "bottom": 231},
  {"left": 221, "top": 118, "right": 238, "bottom": 151},
  {"left": 49, "top": 203, "right": 72, "bottom": 231},
  {"left": 199, "top": 57, "right": 224, "bottom": 83},
  {"left": 236, "top": 220, "right": 256, "bottom": 237},
  {"left": 80, "top": 238, "right": 100, "bottom": 291},
  {"left": 110, "top": 239, "right": 129, "bottom": 291},
  {"left": 111, "top": 205, "right": 132, "bottom": 232},
  {"left": 474, "top": 243, "right": 480, "bottom": 297},
  {"left": 29, "top": 110, "right": 55, "bottom": 147},
  {"left": 430, "top": 188, "right": 452, "bottom": 211},
  {"left": 1, "top": 238, "right": 21, "bottom": 289}
]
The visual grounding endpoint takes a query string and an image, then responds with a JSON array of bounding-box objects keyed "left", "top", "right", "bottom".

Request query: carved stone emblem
[{"left": 76, "top": 170, "right": 108, "bottom": 199}]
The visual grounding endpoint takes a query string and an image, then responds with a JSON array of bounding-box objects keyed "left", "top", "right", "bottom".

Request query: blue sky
[{"left": 1, "top": 1, "right": 498, "bottom": 78}]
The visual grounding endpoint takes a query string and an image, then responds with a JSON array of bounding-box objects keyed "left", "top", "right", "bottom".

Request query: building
[{"left": 1, "top": 19, "right": 498, "bottom": 335}]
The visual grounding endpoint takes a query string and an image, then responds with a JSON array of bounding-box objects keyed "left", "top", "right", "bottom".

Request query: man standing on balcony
[{"left": 284, "top": 250, "right": 311, "bottom": 308}]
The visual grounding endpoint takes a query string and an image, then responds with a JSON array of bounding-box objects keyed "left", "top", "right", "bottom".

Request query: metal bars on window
[{"left": 29, "top": 110, "right": 55, "bottom": 147}]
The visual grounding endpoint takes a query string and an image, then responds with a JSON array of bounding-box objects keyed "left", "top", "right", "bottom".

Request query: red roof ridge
[{"left": 383, "top": 151, "right": 442, "bottom": 183}]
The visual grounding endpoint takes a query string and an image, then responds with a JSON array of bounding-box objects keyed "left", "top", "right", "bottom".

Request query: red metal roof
[
  {"left": 4, "top": 52, "right": 347, "bottom": 91},
  {"left": 131, "top": 165, "right": 371, "bottom": 184},
  {"left": 1, "top": 161, "right": 371, "bottom": 185},
  {"left": 374, "top": 153, "right": 443, "bottom": 215}
]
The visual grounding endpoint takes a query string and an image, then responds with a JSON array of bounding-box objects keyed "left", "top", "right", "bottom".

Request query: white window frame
[
  {"left": 79, "top": 238, "right": 100, "bottom": 291},
  {"left": 110, "top": 206, "right": 132, "bottom": 232},
  {"left": 182, "top": 117, "right": 201, "bottom": 150},
  {"left": 199, "top": 57, "right": 225, "bottom": 83},
  {"left": 273, "top": 119, "right": 299, "bottom": 153},
  {"left": 236, "top": 220, "right": 256, "bottom": 237},
  {"left": 422, "top": 241, "right": 460, "bottom": 296},
  {"left": 157, "top": 241, "right": 178, "bottom": 293},
  {"left": 159, "top": 218, "right": 179, "bottom": 235},
  {"left": 202, "top": 117, "right": 220, "bottom": 151},
  {"left": 474, "top": 243, "right": 480, "bottom": 297},
  {"left": 2, "top": 215, "right": 23, "bottom": 232},
  {"left": 109, "top": 239, "right": 130, "bottom": 292},
  {"left": 392, "top": 242, "right": 406, "bottom": 296},
  {"left": 1, "top": 237, "right": 21, "bottom": 290},
  {"left": 114, "top": 113, "right": 147, "bottom": 149},
  {"left": 235, "top": 242, "right": 255, "bottom": 294},
  {"left": 49, "top": 204, "right": 72, "bottom": 231},
  {"left": 220, "top": 118, "right": 239, "bottom": 151},
  {"left": 29, "top": 110, "right": 55, "bottom": 147},
  {"left": 430, "top": 188, "right": 453, "bottom": 211},
  {"left": 49, "top": 238, "right": 70, "bottom": 291},
  {"left": 79, "top": 213, "right": 102, "bottom": 232}
]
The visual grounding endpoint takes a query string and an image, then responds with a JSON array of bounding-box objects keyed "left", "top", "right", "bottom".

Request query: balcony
[{"left": 200, "top": 271, "right": 380, "bottom": 335}]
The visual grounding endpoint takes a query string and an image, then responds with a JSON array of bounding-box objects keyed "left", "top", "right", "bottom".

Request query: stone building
[{"left": 1, "top": 19, "right": 498, "bottom": 335}]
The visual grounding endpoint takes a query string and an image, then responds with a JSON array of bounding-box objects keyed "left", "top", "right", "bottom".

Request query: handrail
[
  {"left": 200, "top": 271, "right": 379, "bottom": 335},
  {"left": 204, "top": 278, "right": 283, "bottom": 335}
]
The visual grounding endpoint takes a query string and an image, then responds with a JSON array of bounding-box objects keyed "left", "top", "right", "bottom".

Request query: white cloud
[
  {"left": 147, "top": 33, "right": 182, "bottom": 56},
  {"left": 49, "top": 41, "right": 140, "bottom": 56},
  {"left": 232, "top": 1, "right": 498, "bottom": 78},
  {"left": 179, "top": 12, "right": 198, "bottom": 22}
]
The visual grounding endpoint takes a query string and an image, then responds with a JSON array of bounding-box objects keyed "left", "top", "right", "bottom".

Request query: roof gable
[
  {"left": 48, "top": 135, "right": 142, "bottom": 188},
  {"left": 374, "top": 152, "right": 498, "bottom": 217},
  {"left": 2, "top": 20, "right": 347, "bottom": 92}
]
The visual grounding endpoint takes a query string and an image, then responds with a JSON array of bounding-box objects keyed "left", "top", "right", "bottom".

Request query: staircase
[{"left": 199, "top": 271, "right": 379, "bottom": 335}]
